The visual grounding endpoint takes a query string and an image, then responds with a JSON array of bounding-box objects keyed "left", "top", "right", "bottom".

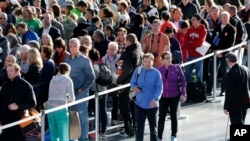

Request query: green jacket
[
  {"left": 16, "top": 18, "right": 42, "bottom": 33},
  {"left": 70, "top": 8, "right": 83, "bottom": 19}
]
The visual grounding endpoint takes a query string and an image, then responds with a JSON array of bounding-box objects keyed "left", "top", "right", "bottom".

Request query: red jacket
[{"left": 184, "top": 24, "right": 207, "bottom": 57}]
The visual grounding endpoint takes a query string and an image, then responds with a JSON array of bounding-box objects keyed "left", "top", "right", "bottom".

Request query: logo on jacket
[{"left": 189, "top": 33, "right": 200, "bottom": 39}]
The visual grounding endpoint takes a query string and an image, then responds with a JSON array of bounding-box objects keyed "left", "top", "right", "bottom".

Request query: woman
[
  {"left": 155, "top": 0, "right": 169, "bottom": 18},
  {"left": 88, "top": 48, "right": 108, "bottom": 137},
  {"left": 41, "top": 34, "right": 53, "bottom": 49},
  {"left": 99, "top": 7, "right": 114, "bottom": 28},
  {"left": 47, "top": 62, "right": 75, "bottom": 141},
  {"left": 171, "top": 7, "right": 183, "bottom": 32},
  {"left": 130, "top": 53, "right": 163, "bottom": 141},
  {"left": 24, "top": 48, "right": 43, "bottom": 85},
  {"left": 53, "top": 38, "right": 70, "bottom": 68},
  {"left": 157, "top": 51, "right": 187, "bottom": 141},
  {"left": 62, "top": 13, "right": 77, "bottom": 43},
  {"left": 6, "top": 33, "right": 21, "bottom": 56},
  {"left": 51, "top": 4, "right": 63, "bottom": 22},
  {"left": 200, "top": 0, "right": 216, "bottom": 19},
  {"left": 16, "top": 45, "right": 31, "bottom": 76}
]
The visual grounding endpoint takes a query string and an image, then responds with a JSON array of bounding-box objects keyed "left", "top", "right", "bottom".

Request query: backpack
[{"left": 96, "top": 63, "right": 112, "bottom": 86}]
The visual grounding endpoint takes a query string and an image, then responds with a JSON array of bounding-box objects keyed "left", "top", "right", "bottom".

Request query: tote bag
[{"left": 69, "top": 110, "right": 81, "bottom": 140}]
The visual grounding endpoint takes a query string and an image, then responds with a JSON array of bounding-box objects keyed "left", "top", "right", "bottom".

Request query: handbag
[
  {"left": 69, "top": 110, "right": 81, "bottom": 140},
  {"left": 19, "top": 109, "right": 41, "bottom": 135}
]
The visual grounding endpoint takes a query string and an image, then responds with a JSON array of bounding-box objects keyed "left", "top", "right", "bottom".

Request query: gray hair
[
  {"left": 6, "top": 33, "right": 19, "bottom": 48},
  {"left": 108, "top": 42, "right": 118, "bottom": 50},
  {"left": 27, "top": 40, "right": 40, "bottom": 50},
  {"left": 226, "top": 52, "right": 237, "bottom": 63},
  {"left": 69, "top": 38, "right": 80, "bottom": 47},
  {"left": 93, "top": 29, "right": 105, "bottom": 39}
]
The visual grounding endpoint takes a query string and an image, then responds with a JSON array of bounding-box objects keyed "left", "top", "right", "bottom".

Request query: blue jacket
[
  {"left": 130, "top": 67, "right": 163, "bottom": 109},
  {"left": 22, "top": 29, "right": 40, "bottom": 44},
  {"left": 66, "top": 53, "right": 95, "bottom": 93}
]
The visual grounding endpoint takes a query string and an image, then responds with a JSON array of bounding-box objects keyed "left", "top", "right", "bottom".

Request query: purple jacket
[{"left": 158, "top": 64, "right": 187, "bottom": 98}]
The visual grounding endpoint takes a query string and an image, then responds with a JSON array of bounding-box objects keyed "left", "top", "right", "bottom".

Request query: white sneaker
[{"left": 171, "top": 136, "right": 177, "bottom": 141}]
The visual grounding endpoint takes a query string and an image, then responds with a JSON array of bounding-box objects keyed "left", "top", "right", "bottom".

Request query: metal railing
[{"left": 0, "top": 40, "right": 247, "bottom": 141}]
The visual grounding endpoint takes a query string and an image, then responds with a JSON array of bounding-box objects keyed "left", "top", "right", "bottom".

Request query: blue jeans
[
  {"left": 73, "top": 90, "right": 89, "bottom": 141},
  {"left": 184, "top": 57, "right": 204, "bottom": 81},
  {"left": 135, "top": 105, "right": 158, "bottom": 141}
]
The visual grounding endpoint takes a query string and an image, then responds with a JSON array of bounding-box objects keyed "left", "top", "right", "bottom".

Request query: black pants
[
  {"left": 108, "top": 84, "right": 119, "bottom": 120},
  {"left": 229, "top": 109, "right": 248, "bottom": 125},
  {"left": 158, "top": 96, "right": 180, "bottom": 139},
  {"left": 119, "top": 87, "right": 136, "bottom": 135}
]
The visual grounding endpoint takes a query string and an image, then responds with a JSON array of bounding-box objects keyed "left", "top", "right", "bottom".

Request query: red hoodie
[{"left": 184, "top": 24, "right": 207, "bottom": 57}]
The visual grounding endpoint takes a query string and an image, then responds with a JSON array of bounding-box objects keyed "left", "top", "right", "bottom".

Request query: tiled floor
[{"left": 94, "top": 95, "right": 250, "bottom": 141}]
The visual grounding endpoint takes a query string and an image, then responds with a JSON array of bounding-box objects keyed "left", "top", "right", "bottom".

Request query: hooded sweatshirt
[
  {"left": 47, "top": 75, "right": 75, "bottom": 107},
  {"left": 184, "top": 24, "right": 207, "bottom": 57}
]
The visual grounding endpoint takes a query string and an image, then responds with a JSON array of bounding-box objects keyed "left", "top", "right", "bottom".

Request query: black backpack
[{"left": 96, "top": 63, "right": 112, "bottom": 86}]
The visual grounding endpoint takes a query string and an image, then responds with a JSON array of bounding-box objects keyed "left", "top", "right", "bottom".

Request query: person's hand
[
  {"left": 8, "top": 103, "right": 18, "bottom": 110},
  {"left": 116, "top": 60, "right": 123, "bottom": 66},
  {"left": 217, "top": 53, "right": 223, "bottom": 58},
  {"left": 78, "top": 88, "right": 83, "bottom": 94},
  {"left": 134, "top": 86, "right": 141, "bottom": 93},
  {"left": 224, "top": 109, "right": 229, "bottom": 115},
  {"left": 180, "top": 95, "right": 187, "bottom": 103},
  {"left": 150, "top": 100, "right": 157, "bottom": 108}
]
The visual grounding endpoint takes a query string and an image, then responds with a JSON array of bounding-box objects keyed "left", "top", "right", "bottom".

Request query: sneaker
[
  {"left": 99, "top": 132, "right": 107, "bottom": 138},
  {"left": 119, "top": 131, "right": 129, "bottom": 137},
  {"left": 171, "top": 136, "right": 177, "bottom": 141}
]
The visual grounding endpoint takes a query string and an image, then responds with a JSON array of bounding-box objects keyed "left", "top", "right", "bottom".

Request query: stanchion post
[
  {"left": 41, "top": 110, "right": 45, "bottom": 141},
  {"left": 95, "top": 92, "right": 99, "bottom": 141},
  {"left": 207, "top": 50, "right": 222, "bottom": 103},
  {"left": 248, "top": 42, "right": 250, "bottom": 69},
  {"left": 213, "top": 50, "right": 217, "bottom": 100}
]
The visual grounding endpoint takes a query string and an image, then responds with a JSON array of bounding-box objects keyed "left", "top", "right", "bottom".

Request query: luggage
[{"left": 186, "top": 77, "right": 207, "bottom": 102}]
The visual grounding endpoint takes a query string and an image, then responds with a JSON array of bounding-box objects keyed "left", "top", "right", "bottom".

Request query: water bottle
[{"left": 116, "top": 66, "right": 122, "bottom": 75}]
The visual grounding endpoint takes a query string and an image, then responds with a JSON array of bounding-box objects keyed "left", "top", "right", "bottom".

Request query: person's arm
[
  {"left": 81, "top": 59, "right": 95, "bottom": 91},
  {"left": 224, "top": 70, "right": 235, "bottom": 112},
  {"left": 18, "top": 83, "right": 37, "bottom": 111},
  {"left": 130, "top": 67, "right": 138, "bottom": 89},
  {"left": 177, "top": 65, "right": 187, "bottom": 96},
  {"left": 153, "top": 70, "right": 163, "bottom": 102},
  {"left": 67, "top": 78, "right": 75, "bottom": 102},
  {"left": 117, "top": 57, "right": 134, "bottom": 84}
]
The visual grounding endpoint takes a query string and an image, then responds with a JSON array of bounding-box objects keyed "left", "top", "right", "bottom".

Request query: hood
[{"left": 51, "top": 75, "right": 66, "bottom": 83}]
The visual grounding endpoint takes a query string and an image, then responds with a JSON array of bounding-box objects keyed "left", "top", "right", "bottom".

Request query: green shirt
[
  {"left": 16, "top": 18, "right": 42, "bottom": 33},
  {"left": 70, "top": 8, "right": 83, "bottom": 19}
]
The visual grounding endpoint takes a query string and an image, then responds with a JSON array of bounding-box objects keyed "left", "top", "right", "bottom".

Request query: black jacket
[
  {"left": 211, "top": 23, "right": 236, "bottom": 51},
  {"left": 224, "top": 64, "right": 250, "bottom": 112},
  {"left": 38, "top": 26, "right": 61, "bottom": 42},
  {"left": 0, "top": 76, "right": 36, "bottom": 124},
  {"left": 177, "top": 2, "right": 198, "bottom": 19},
  {"left": 117, "top": 43, "right": 142, "bottom": 84}
]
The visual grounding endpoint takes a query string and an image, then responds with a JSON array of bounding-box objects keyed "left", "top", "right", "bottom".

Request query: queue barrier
[{"left": 0, "top": 40, "right": 247, "bottom": 141}]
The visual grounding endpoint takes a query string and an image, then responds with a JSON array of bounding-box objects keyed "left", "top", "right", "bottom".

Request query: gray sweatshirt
[{"left": 47, "top": 75, "right": 75, "bottom": 107}]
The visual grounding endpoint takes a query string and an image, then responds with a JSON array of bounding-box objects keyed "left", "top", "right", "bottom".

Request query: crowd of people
[{"left": 0, "top": 0, "right": 249, "bottom": 141}]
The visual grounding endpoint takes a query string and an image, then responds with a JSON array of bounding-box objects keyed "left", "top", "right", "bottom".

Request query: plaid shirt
[{"left": 117, "top": 42, "right": 126, "bottom": 55}]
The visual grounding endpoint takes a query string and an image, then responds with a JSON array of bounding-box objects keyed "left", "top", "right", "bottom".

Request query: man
[
  {"left": 104, "top": 0, "right": 119, "bottom": 22},
  {"left": 130, "top": 53, "right": 163, "bottom": 141},
  {"left": 0, "top": 12, "right": 9, "bottom": 34},
  {"left": 86, "top": 16, "right": 101, "bottom": 36},
  {"left": 224, "top": 52, "right": 250, "bottom": 125},
  {"left": 0, "top": 63, "right": 36, "bottom": 141},
  {"left": 70, "top": 0, "right": 88, "bottom": 19},
  {"left": 115, "top": 27, "right": 127, "bottom": 55},
  {"left": 117, "top": 33, "right": 143, "bottom": 137},
  {"left": 50, "top": 12, "right": 67, "bottom": 41},
  {"left": 16, "top": 22, "right": 40, "bottom": 44},
  {"left": 229, "top": 5, "right": 247, "bottom": 45},
  {"left": 38, "top": 12, "right": 61, "bottom": 42},
  {"left": 141, "top": 19, "right": 170, "bottom": 67},
  {"left": 0, "top": 26, "right": 10, "bottom": 68},
  {"left": 92, "top": 29, "right": 110, "bottom": 58},
  {"left": 207, "top": 11, "right": 236, "bottom": 96},
  {"left": 16, "top": 6, "right": 42, "bottom": 33},
  {"left": 184, "top": 14, "right": 207, "bottom": 82},
  {"left": 117, "top": 1, "right": 130, "bottom": 28},
  {"left": 65, "top": 38, "right": 95, "bottom": 141},
  {"left": 177, "top": 0, "right": 199, "bottom": 20},
  {"left": 137, "top": 0, "right": 159, "bottom": 22}
]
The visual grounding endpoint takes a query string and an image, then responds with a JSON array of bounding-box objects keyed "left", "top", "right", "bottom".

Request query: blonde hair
[
  {"left": 27, "top": 48, "right": 43, "bottom": 70},
  {"left": 41, "top": 34, "right": 53, "bottom": 48},
  {"left": 155, "top": 0, "right": 169, "bottom": 9}
]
